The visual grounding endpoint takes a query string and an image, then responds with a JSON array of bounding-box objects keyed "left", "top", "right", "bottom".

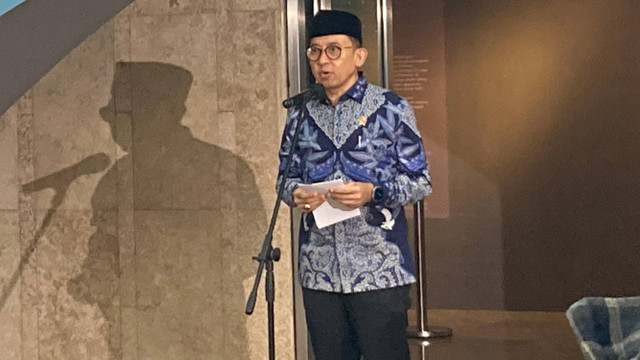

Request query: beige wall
[{"left": 0, "top": 1, "right": 293, "bottom": 359}]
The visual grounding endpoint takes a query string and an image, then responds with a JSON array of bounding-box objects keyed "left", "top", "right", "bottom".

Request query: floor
[{"left": 408, "top": 310, "right": 585, "bottom": 360}]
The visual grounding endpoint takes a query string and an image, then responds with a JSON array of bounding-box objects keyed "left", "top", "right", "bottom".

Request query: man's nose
[{"left": 99, "top": 106, "right": 114, "bottom": 120}]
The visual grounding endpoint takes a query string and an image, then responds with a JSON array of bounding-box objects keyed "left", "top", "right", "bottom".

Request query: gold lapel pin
[{"left": 358, "top": 115, "right": 367, "bottom": 126}]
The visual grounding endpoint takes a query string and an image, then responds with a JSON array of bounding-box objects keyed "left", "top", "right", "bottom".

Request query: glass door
[{"left": 328, "top": 0, "right": 392, "bottom": 88}]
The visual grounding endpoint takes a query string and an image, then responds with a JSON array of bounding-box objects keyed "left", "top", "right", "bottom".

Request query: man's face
[{"left": 308, "top": 34, "right": 367, "bottom": 95}]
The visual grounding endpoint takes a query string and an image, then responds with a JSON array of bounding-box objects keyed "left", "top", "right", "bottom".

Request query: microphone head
[
  {"left": 282, "top": 83, "right": 328, "bottom": 109},
  {"left": 309, "top": 83, "right": 327, "bottom": 102}
]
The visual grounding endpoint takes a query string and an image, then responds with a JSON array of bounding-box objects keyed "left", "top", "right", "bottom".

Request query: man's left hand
[{"left": 328, "top": 182, "right": 374, "bottom": 209}]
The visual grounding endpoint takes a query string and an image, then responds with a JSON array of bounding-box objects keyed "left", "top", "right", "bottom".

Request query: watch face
[{"left": 373, "top": 187, "right": 384, "bottom": 202}]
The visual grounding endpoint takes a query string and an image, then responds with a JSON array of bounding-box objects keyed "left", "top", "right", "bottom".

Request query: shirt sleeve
[
  {"left": 380, "top": 101, "right": 432, "bottom": 208},
  {"left": 276, "top": 107, "right": 304, "bottom": 207}
]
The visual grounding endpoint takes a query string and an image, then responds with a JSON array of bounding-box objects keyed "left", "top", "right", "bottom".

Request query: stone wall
[{"left": 0, "top": 1, "right": 293, "bottom": 359}]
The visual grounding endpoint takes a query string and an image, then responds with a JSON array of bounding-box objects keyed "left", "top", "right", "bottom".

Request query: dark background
[{"left": 419, "top": 0, "right": 640, "bottom": 311}]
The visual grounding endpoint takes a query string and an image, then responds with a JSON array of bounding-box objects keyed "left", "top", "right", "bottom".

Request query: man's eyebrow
[{"left": 309, "top": 41, "right": 342, "bottom": 47}]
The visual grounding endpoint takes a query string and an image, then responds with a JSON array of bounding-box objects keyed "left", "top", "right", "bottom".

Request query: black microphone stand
[{"left": 245, "top": 104, "right": 307, "bottom": 360}]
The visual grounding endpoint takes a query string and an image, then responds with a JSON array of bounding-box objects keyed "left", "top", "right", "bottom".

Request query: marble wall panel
[
  {"left": 232, "top": 14, "right": 281, "bottom": 122},
  {"left": 276, "top": 207, "right": 294, "bottom": 360},
  {"left": 36, "top": 209, "right": 115, "bottom": 360},
  {"left": 0, "top": 107, "right": 18, "bottom": 210},
  {"left": 0, "top": 211, "right": 20, "bottom": 360},
  {"left": 108, "top": 29, "right": 138, "bottom": 355},
  {"left": 233, "top": 11, "right": 279, "bottom": 114},
  {"left": 114, "top": 9, "right": 134, "bottom": 63},
  {"left": 218, "top": 156, "right": 270, "bottom": 359},
  {"left": 232, "top": 0, "right": 280, "bottom": 11},
  {"left": 121, "top": 306, "right": 138, "bottom": 360},
  {"left": 230, "top": 9, "right": 294, "bottom": 360},
  {"left": 32, "top": 23, "right": 117, "bottom": 211},
  {"left": 17, "top": 92, "right": 40, "bottom": 360},
  {"left": 217, "top": 111, "right": 236, "bottom": 151},
  {"left": 133, "top": 0, "right": 216, "bottom": 16},
  {"left": 134, "top": 210, "right": 224, "bottom": 360},
  {"left": 129, "top": 13, "right": 219, "bottom": 146},
  {"left": 215, "top": 0, "right": 236, "bottom": 113},
  {"left": 245, "top": 205, "right": 296, "bottom": 360},
  {"left": 233, "top": 11, "right": 285, "bottom": 201},
  {"left": 1, "top": 1, "right": 293, "bottom": 359},
  {"left": 235, "top": 14, "right": 285, "bottom": 186}
]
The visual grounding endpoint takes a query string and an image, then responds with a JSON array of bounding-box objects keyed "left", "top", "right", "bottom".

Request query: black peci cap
[{"left": 309, "top": 10, "right": 362, "bottom": 45}]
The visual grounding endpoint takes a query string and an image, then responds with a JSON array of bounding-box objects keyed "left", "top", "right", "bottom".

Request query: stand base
[{"left": 407, "top": 326, "right": 453, "bottom": 339}]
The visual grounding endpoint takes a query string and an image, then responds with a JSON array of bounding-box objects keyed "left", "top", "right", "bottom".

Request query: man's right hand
[{"left": 293, "top": 187, "right": 326, "bottom": 213}]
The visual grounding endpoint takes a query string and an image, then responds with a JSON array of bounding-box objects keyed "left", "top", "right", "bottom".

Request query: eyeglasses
[{"left": 306, "top": 44, "right": 353, "bottom": 61}]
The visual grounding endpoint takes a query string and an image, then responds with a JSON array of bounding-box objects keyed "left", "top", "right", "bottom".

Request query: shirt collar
[{"left": 338, "top": 72, "right": 368, "bottom": 104}]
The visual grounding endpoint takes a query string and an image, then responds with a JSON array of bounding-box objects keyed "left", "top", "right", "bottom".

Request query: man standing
[{"left": 277, "top": 10, "right": 432, "bottom": 360}]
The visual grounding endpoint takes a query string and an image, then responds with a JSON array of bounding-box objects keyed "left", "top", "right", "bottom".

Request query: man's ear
[{"left": 354, "top": 47, "right": 368, "bottom": 67}]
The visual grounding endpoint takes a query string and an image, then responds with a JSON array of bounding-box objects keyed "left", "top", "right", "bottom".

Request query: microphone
[
  {"left": 282, "top": 83, "right": 327, "bottom": 109},
  {"left": 21, "top": 153, "right": 111, "bottom": 193}
]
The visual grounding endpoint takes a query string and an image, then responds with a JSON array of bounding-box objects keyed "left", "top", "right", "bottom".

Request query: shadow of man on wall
[{"left": 68, "top": 62, "right": 265, "bottom": 359}]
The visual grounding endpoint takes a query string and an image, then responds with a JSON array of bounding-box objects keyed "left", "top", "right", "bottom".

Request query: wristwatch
[{"left": 371, "top": 185, "right": 384, "bottom": 204}]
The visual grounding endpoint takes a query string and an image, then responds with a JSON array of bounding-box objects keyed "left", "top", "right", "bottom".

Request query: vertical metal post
[
  {"left": 286, "top": 2, "right": 311, "bottom": 359},
  {"left": 378, "top": 0, "right": 452, "bottom": 342},
  {"left": 379, "top": 0, "right": 392, "bottom": 88},
  {"left": 407, "top": 200, "right": 452, "bottom": 339},
  {"left": 316, "top": 0, "right": 330, "bottom": 12}
]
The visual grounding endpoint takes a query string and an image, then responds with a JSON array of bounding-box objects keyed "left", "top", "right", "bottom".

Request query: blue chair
[{"left": 566, "top": 296, "right": 640, "bottom": 360}]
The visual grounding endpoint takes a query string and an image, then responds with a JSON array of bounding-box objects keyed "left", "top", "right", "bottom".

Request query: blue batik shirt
[{"left": 277, "top": 74, "right": 432, "bottom": 293}]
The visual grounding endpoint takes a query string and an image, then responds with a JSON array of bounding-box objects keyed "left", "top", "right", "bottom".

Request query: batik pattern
[{"left": 277, "top": 75, "right": 432, "bottom": 293}]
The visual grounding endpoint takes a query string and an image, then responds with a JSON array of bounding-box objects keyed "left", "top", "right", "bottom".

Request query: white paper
[{"left": 298, "top": 180, "right": 361, "bottom": 229}]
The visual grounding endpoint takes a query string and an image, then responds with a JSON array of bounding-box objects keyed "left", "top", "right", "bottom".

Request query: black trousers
[{"left": 302, "top": 285, "right": 411, "bottom": 360}]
